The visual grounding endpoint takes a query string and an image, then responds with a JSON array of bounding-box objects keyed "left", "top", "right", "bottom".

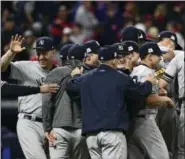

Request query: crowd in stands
[{"left": 1, "top": 1, "right": 184, "bottom": 65}]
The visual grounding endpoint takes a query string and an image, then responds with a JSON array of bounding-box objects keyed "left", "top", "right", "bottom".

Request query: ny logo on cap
[
  {"left": 39, "top": 40, "right": 44, "bottom": 45},
  {"left": 96, "top": 41, "right": 100, "bottom": 46},
  {"left": 148, "top": 48, "right": 153, "bottom": 53},
  {"left": 86, "top": 48, "right": 92, "bottom": 53},
  {"left": 114, "top": 52, "right": 117, "bottom": 57},
  {"left": 171, "top": 35, "right": 175, "bottom": 41},
  {"left": 118, "top": 45, "right": 123, "bottom": 50},
  {"left": 138, "top": 34, "right": 143, "bottom": 39},
  {"left": 128, "top": 46, "right": 133, "bottom": 51}
]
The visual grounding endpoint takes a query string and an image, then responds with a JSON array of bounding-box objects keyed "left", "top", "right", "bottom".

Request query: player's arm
[
  {"left": 125, "top": 77, "right": 153, "bottom": 101},
  {"left": 126, "top": 74, "right": 174, "bottom": 109},
  {"left": 159, "top": 55, "right": 178, "bottom": 89},
  {"left": 66, "top": 67, "right": 84, "bottom": 94},
  {"left": 144, "top": 74, "right": 174, "bottom": 108},
  {"left": 1, "top": 82, "right": 58, "bottom": 98},
  {"left": 146, "top": 94, "right": 174, "bottom": 108},
  {"left": 1, "top": 34, "right": 25, "bottom": 72}
]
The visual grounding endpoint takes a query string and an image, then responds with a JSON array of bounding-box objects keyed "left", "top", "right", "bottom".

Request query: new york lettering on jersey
[{"left": 10, "top": 61, "right": 49, "bottom": 117}]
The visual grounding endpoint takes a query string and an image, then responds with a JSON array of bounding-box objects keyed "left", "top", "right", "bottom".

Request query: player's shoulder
[
  {"left": 52, "top": 66, "right": 71, "bottom": 73},
  {"left": 174, "top": 50, "right": 184, "bottom": 57},
  {"left": 14, "top": 60, "right": 38, "bottom": 64},
  {"left": 116, "top": 69, "right": 129, "bottom": 78},
  {"left": 175, "top": 52, "right": 184, "bottom": 59},
  {"left": 131, "top": 65, "right": 153, "bottom": 77},
  {"left": 12, "top": 60, "right": 39, "bottom": 66},
  {"left": 48, "top": 66, "right": 71, "bottom": 77}
]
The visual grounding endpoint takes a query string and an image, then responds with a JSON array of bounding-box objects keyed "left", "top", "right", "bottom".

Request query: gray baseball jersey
[
  {"left": 162, "top": 53, "right": 184, "bottom": 98},
  {"left": 130, "top": 64, "right": 158, "bottom": 115},
  {"left": 10, "top": 61, "right": 50, "bottom": 117}
]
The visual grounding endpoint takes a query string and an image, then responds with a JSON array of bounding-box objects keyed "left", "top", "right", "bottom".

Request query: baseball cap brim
[{"left": 32, "top": 47, "right": 54, "bottom": 50}]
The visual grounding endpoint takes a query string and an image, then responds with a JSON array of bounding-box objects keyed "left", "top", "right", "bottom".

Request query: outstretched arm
[
  {"left": 1, "top": 34, "right": 25, "bottom": 72},
  {"left": 1, "top": 82, "right": 58, "bottom": 98}
]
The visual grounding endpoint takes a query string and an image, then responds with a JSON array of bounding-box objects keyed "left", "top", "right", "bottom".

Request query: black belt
[
  {"left": 136, "top": 115, "right": 145, "bottom": 118},
  {"left": 23, "top": 114, "right": 42, "bottom": 123},
  {"left": 136, "top": 114, "right": 156, "bottom": 118}
]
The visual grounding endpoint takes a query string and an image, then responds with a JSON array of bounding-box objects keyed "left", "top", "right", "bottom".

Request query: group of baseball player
[{"left": 1, "top": 26, "right": 184, "bottom": 159}]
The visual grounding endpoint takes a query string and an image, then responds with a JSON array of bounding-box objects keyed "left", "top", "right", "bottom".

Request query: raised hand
[{"left": 10, "top": 34, "right": 26, "bottom": 54}]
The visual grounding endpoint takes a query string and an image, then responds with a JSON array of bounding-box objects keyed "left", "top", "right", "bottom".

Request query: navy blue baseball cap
[
  {"left": 139, "top": 42, "right": 162, "bottom": 59},
  {"left": 67, "top": 44, "right": 86, "bottom": 60},
  {"left": 33, "top": 37, "right": 55, "bottom": 50},
  {"left": 138, "top": 29, "right": 154, "bottom": 42},
  {"left": 158, "top": 31, "right": 177, "bottom": 44},
  {"left": 60, "top": 44, "right": 73, "bottom": 60},
  {"left": 157, "top": 31, "right": 182, "bottom": 50},
  {"left": 121, "top": 26, "right": 142, "bottom": 43},
  {"left": 122, "top": 41, "right": 139, "bottom": 53},
  {"left": 112, "top": 43, "right": 130, "bottom": 56},
  {"left": 98, "top": 45, "right": 120, "bottom": 61},
  {"left": 84, "top": 40, "right": 101, "bottom": 55}
]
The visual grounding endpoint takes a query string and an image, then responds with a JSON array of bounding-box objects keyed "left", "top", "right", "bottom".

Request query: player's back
[
  {"left": 130, "top": 64, "right": 155, "bottom": 83},
  {"left": 130, "top": 64, "right": 157, "bottom": 115}
]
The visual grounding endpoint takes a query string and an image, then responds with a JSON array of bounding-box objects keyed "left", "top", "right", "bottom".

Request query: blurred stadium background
[{"left": 1, "top": 1, "right": 185, "bottom": 159}]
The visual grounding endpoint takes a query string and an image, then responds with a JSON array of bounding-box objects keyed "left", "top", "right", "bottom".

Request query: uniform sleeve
[
  {"left": 126, "top": 78, "right": 152, "bottom": 101},
  {"left": 162, "top": 57, "right": 178, "bottom": 83},
  {"left": 66, "top": 74, "right": 85, "bottom": 94},
  {"left": 125, "top": 78, "right": 152, "bottom": 114},
  {"left": 1, "top": 83, "right": 40, "bottom": 98},
  {"left": 9, "top": 61, "right": 32, "bottom": 81}
]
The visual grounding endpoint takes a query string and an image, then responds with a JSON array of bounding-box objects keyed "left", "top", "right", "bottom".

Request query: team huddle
[{"left": 1, "top": 26, "right": 184, "bottom": 159}]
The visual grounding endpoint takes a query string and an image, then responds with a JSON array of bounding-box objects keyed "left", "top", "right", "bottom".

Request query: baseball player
[
  {"left": 156, "top": 31, "right": 184, "bottom": 156},
  {"left": 83, "top": 40, "right": 100, "bottom": 72},
  {"left": 120, "top": 26, "right": 146, "bottom": 46},
  {"left": 129, "top": 42, "right": 174, "bottom": 159},
  {"left": 59, "top": 44, "right": 74, "bottom": 66},
  {"left": 1, "top": 35, "right": 57, "bottom": 159},
  {"left": 121, "top": 41, "right": 140, "bottom": 74},
  {"left": 43, "top": 44, "right": 90, "bottom": 159},
  {"left": 111, "top": 42, "right": 133, "bottom": 75},
  {"left": 157, "top": 31, "right": 179, "bottom": 69},
  {"left": 159, "top": 53, "right": 185, "bottom": 159}
]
